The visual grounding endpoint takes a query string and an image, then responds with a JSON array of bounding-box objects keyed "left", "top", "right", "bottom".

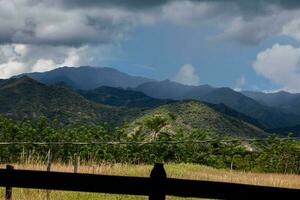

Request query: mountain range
[
  {"left": 79, "top": 86, "right": 174, "bottom": 108},
  {"left": 18, "top": 66, "right": 152, "bottom": 90},
  {"left": 2, "top": 66, "right": 300, "bottom": 136},
  {"left": 0, "top": 76, "right": 141, "bottom": 126},
  {"left": 242, "top": 91, "right": 300, "bottom": 115},
  {"left": 136, "top": 80, "right": 300, "bottom": 129}
]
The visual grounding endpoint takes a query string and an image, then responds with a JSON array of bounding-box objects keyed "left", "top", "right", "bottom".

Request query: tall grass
[{"left": 1, "top": 162, "right": 300, "bottom": 200}]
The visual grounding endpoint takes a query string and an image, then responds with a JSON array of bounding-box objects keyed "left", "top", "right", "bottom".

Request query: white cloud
[
  {"left": 0, "top": 61, "right": 27, "bottom": 79},
  {"left": 4, "top": 0, "right": 300, "bottom": 79},
  {"left": 215, "top": 6, "right": 298, "bottom": 45},
  {"left": 253, "top": 44, "right": 300, "bottom": 92},
  {"left": 282, "top": 18, "right": 300, "bottom": 41},
  {"left": 32, "top": 59, "right": 57, "bottom": 73},
  {"left": 161, "top": 1, "right": 227, "bottom": 26},
  {"left": 0, "top": 43, "right": 107, "bottom": 78},
  {"left": 0, "top": 0, "right": 158, "bottom": 78},
  {"left": 174, "top": 64, "right": 200, "bottom": 86},
  {"left": 234, "top": 75, "right": 246, "bottom": 91}
]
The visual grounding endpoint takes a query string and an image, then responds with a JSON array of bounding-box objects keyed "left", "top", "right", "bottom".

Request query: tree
[{"left": 144, "top": 115, "right": 167, "bottom": 140}]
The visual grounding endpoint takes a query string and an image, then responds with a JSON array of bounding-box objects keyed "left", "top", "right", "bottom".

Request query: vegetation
[
  {"left": 0, "top": 76, "right": 142, "bottom": 126},
  {"left": 1, "top": 163, "right": 300, "bottom": 200},
  {"left": 0, "top": 76, "right": 271, "bottom": 138},
  {"left": 0, "top": 115, "right": 300, "bottom": 174},
  {"left": 80, "top": 86, "right": 173, "bottom": 108},
  {"left": 1, "top": 74, "right": 300, "bottom": 176},
  {"left": 136, "top": 80, "right": 300, "bottom": 129},
  {"left": 129, "top": 101, "right": 266, "bottom": 138}
]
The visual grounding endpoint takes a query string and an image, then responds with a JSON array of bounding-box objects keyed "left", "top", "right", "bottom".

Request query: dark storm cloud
[
  {"left": 0, "top": 0, "right": 140, "bottom": 47},
  {"left": 61, "top": 0, "right": 300, "bottom": 13},
  {"left": 60, "top": 0, "right": 170, "bottom": 10},
  {"left": 0, "top": 0, "right": 300, "bottom": 47}
]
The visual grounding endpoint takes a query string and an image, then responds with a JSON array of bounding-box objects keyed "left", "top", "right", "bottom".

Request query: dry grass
[{"left": 1, "top": 162, "right": 300, "bottom": 200}]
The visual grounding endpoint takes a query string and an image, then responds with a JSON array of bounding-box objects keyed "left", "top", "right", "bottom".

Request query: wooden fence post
[
  {"left": 5, "top": 165, "right": 13, "bottom": 200},
  {"left": 46, "top": 149, "right": 52, "bottom": 200},
  {"left": 47, "top": 149, "right": 52, "bottom": 172},
  {"left": 149, "top": 163, "right": 166, "bottom": 200},
  {"left": 74, "top": 153, "right": 79, "bottom": 173}
]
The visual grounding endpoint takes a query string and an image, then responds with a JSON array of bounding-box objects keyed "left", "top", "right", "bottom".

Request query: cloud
[
  {"left": 3, "top": 0, "right": 300, "bottom": 78},
  {"left": 2, "top": 0, "right": 300, "bottom": 47},
  {"left": 253, "top": 44, "right": 300, "bottom": 92},
  {"left": 0, "top": 1, "right": 153, "bottom": 46},
  {"left": 160, "top": 1, "right": 300, "bottom": 45},
  {"left": 0, "top": 43, "right": 110, "bottom": 78},
  {"left": 1, "top": 0, "right": 300, "bottom": 48},
  {"left": 234, "top": 75, "right": 246, "bottom": 91},
  {"left": 282, "top": 18, "right": 300, "bottom": 40},
  {"left": 174, "top": 64, "right": 200, "bottom": 86},
  {"left": 161, "top": 1, "right": 228, "bottom": 26},
  {"left": 60, "top": 0, "right": 300, "bottom": 13},
  {"left": 60, "top": 0, "right": 171, "bottom": 10}
]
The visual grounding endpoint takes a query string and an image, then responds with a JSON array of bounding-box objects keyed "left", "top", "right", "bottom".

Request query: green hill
[
  {"left": 0, "top": 76, "right": 134, "bottom": 126},
  {"left": 128, "top": 100, "right": 267, "bottom": 138},
  {"left": 0, "top": 77, "right": 269, "bottom": 138},
  {"left": 136, "top": 80, "right": 300, "bottom": 129},
  {"left": 80, "top": 86, "right": 174, "bottom": 108}
]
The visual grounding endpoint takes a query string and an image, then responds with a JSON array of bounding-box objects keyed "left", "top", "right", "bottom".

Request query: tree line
[{"left": 0, "top": 115, "right": 300, "bottom": 174}]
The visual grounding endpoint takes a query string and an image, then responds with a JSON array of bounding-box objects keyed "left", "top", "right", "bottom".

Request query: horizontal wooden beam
[{"left": 0, "top": 168, "right": 300, "bottom": 199}]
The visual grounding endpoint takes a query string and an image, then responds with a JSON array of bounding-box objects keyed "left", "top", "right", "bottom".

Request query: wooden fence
[{"left": 1, "top": 163, "right": 300, "bottom": 200}]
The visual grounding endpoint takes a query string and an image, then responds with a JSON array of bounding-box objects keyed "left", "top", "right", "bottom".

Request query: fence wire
[{"left": 0, "top": 137, "right": 299, "bottom": 146}]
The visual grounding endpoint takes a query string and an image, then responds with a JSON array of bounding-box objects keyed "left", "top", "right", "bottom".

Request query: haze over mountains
[
  {"left": 242, "top": 91, "right": 300, "bottom": 115},
  {"left": 18, "top": 66, "right": 152, "bottom": 90},
  {"left": 136, "top": 80, "right": 300, "bottom": 129},
  {"left": 3, "top": 66, "right": 300, "bottom": 136}
]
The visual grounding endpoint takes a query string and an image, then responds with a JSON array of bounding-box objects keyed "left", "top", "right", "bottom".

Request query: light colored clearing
[{"left": 1, "top": 163, "right": 300, "bottom": 200}]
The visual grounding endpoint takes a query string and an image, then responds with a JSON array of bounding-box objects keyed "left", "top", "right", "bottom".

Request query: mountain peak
[{"left": 16, "top": 66, "right": 153, "bottom": 90}]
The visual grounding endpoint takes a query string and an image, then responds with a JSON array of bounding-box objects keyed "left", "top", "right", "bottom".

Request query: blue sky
[
  {"left": 2, "top": 0, "right": 300, "bottom": 92},
  {"left": 97, "top": 22, "right": 295, "bottom": 92}
]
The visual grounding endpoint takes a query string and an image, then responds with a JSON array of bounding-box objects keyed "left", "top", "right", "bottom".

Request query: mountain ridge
[
  {"left": 79, "top": 86, "right": 175, "bottom": 108},
  {"left": 12, "top": 66, "right": 300, "bottom": 131},
  {"left": 129, "top": 100, "right": 267, "bottom": 138},
  {"left": 242, "top": 90, "right": 300, "bottom": 115},
  {"left": 17, "top": 66, "right": 153, "bottom": 90},
  {"left": 0, "top": 76, "right": 269, "bottom": 138},
  {"left": 0, "top": 76, "right": 135, "bottom": 126},
  {"left": 136, "top": 80, "right": 300, "bottom": 129}
]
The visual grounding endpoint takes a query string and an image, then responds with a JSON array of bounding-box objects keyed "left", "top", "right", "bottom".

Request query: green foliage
[
  {"left": 129, "top": 101, "right": 267, "bottom": 138},
  {"left": 1, "top": 115, "right": 300, "bottom": 174},
  {"left": 0, "top": 76, "right": 141, "bottom": 127},
  {"left": 144, "top": 115, "right": 167, "bottom": 138}
]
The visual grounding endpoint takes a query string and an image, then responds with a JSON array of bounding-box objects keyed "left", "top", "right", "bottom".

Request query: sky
[{"left": 2, "top": 1, "right": 300, "bottom": 92}]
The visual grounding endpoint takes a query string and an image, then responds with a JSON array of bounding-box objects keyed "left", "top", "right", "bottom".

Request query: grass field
[{"left": 1, "top": 163, "right": 300, "bottom": 200}]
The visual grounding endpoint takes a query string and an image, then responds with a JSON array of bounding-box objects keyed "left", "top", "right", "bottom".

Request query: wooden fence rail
[{"left": 1, "top": 163, "right": 300, "bottom": 199}]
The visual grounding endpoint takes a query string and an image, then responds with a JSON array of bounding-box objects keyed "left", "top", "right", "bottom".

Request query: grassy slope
[
  {"left": 0, "top": 76, "right": 142, "bottom": 126},
  {"left": 1, "top": 163, "right": 300, "bottom": 200},
  {"left": 129, "top": 100, "right": 266, "bottom": 138}
]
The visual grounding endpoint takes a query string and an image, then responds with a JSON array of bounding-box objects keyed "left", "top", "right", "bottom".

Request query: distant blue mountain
[
  {"left": 242, "top": 91, "right": 300, "bottom": 115},
  {"left": 15, "top": 66, "right": 300, "bottom": 130},
  {"left": 17, "top": 66, "right": 152, "bottom": 90},
  {"left": 135, "top": 80, "right": 300, "bottom": 129}
]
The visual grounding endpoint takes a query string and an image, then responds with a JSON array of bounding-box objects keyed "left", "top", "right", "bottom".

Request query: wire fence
[{"left": 0, "top": 137, "right": 299, "bottom": 146}]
